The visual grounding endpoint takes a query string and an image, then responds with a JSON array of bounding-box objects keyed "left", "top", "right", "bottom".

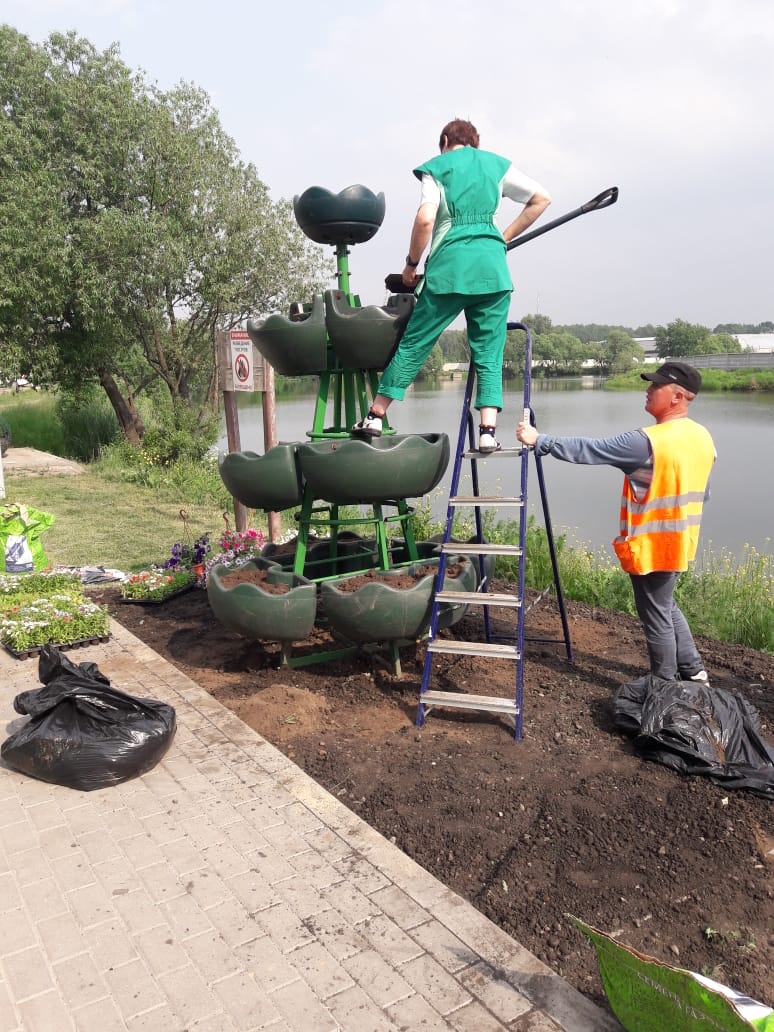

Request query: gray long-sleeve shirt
[
  {"left": 534, "top": 428, "right": 713, "bottom": 503},
  {"left": 534, "top": 430, "right": 653, "bottom": 499},
  {"left": 533, "top": 430, "right": 651, "bottom": 473}
]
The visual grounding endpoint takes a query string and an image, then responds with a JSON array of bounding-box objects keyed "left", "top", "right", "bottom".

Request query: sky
[{"left": 4, "top": 0, "right": 774, "bottom": 330}]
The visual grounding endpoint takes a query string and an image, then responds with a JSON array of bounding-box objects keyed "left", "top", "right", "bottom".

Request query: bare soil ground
[{"left": 99, "top": 582, "right": 774, "bottom": 1011}]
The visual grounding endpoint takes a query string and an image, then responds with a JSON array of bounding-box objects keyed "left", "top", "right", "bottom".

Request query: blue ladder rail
[{"left": 416, "top": 322, "right": 573, "bottom": 740}]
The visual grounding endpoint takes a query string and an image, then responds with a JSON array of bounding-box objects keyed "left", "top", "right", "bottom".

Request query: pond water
[{"left": 219, "top": 378, "right": 774, "bottom": 561}]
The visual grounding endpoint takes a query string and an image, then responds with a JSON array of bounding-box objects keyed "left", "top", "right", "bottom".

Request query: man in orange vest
[{"left": 517, "top": 361, "right": 716, "bottom": 684}]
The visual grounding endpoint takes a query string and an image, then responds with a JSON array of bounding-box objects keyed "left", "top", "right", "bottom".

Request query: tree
[
  {"left": 438, "top": 330, "right": 468, "bottom": 362},
  {"left": 520, "top": 313, "right": 553, "bottom": 336},
  {"left": 0, "top": 27, "right": 68, "bottom": 381},
  {"left": 416, "top": 342, "right": 445, "bottom": 380},
  {"left": 654, "top": 319, "right": 711, "bottom": 358},
  {"left": 0, "top": 27, "right": 331, "bottom": 447},
  {"left": 598, "top": 330, "right": 645, "bottom": 375},
  {"left": 504, "top": 325, "right": 527, "bottom": 375},
  {"left": 707, "top": 332, "right": 742, "bottom": 353}
]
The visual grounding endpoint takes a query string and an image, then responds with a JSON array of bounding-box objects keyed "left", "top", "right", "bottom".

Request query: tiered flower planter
[{"left": 213, "top": 181, "right": 470, "bottom": 671}]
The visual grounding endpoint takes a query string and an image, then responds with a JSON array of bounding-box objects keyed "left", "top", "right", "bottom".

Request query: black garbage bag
[
  {"left": 1, "top": 645, "right": 176, "bottom": 790},
  {"left": 614, "top": 674, "right": 774, "bottom": 799}
]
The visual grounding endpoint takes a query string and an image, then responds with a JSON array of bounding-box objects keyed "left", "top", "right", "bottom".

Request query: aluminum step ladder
[{"left": 416, "top": 322, "right": 573, "bottom": 740}]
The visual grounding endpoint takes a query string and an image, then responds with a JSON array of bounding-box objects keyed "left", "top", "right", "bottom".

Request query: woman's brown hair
[{"left": 439, "top": 119, "right": 480, "bottom": 150}]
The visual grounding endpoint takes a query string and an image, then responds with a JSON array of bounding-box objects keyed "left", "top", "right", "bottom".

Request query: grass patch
[
  {"left": 2, "top": 470, "right": 231, "bottom": 573},
  {"left": 0, "top": 391, "right": 65, "bottom": 454}
]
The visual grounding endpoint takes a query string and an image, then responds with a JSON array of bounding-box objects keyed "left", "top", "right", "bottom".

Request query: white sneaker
[
  {"left": 352, "top": 413, "right": 383, "bottom": 437},
  {"left": 478, "top": 427, "right": 501, "bottom": 453},
  {"left": 687, "top": 670, "right": 710, "bottom": 686}
]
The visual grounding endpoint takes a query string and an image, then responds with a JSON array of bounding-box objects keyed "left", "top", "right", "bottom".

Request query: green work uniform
[{"left": 377, "top": 147, "right": 514, "bottom": 411}]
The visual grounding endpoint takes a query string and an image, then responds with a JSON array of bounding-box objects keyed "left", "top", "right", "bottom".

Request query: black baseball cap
[{"left": 641, "top": 361, "right": 702, "bottom": 394}]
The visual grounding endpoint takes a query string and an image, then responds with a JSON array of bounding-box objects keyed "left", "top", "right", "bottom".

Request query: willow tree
[{"left": 0, "top": 26, "right": 330, "bottom": 444}]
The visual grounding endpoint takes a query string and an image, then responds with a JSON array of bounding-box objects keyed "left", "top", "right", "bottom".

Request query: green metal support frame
[{"left": 284, "top": 241, "right": 420, "bottom": 670}]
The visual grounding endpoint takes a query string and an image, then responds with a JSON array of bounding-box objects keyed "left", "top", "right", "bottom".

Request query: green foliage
[
  {"left": 504, "top": 325, "right": 527, "bottom": 374},
  {"left": 398, "top": 507, "right": 772, "bottom": 652},
  {"left": 416, "top": 342, "right": 445, "bottom": 380},
  {"left": 0, "top": 393, "right": 65, "bottom": 453},
  {"left": 714, "top": 321, "right": 774, "bottom": 334},
  {"left": 607, "top": 367, "right": 774, "bottom": 393},
  {"left": 598, "top": 330, "right": 645, "bottom": 375},
  {"left": 553, "top": 321, "right": 638, "bottom": 344},
  {"left": 438, "top": 330, "right": 469, "bottom": 362},
  {"left": 676, "top": 545, "right": 773, "bottom": 652},
  {"left": 93, "top": 443, "right": 233, "bottom": 509},
  {"left": 653, "top": 319, "right": 744, "bottom": 359},
  {"left": 655, "top": 319, "right": 712, "bottom": 357},
  {"left": 515, "top": 522, "right": 772, "bottom": 650},
  {"left": 139, "top": 426, "right": 207, "bottom": 467},
  {"left": 0, "top": 26, "right": 332, "bottom": 446},
  {"left": 708, "top": 331, "right": 742, "bottom": 353},
  {"left": 520, "top": 313, "right": 554, "bottom": 336},
  {"left": 56, "top": 388, "right": 119, "bottom": 462}
]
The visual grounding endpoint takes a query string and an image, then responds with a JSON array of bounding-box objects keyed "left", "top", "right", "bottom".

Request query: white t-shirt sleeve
[
  {"left": 419, "top": 174, "right": 441, "bottom": 207},
  {"left": 501, "top": 164, "right": 545, "bottom": 203}
]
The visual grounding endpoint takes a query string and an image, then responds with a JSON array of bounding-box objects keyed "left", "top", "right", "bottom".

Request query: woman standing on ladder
[{"left": 352, "top": 118, "right": 551, "bottom": 453}]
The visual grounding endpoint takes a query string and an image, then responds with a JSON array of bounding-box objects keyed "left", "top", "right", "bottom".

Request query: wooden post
[
  {"left": 222, "top": 388, "right": 248, "bottom": 532},
  {"left": 218, "top": 329, "right": 276, "bottom": 537}
]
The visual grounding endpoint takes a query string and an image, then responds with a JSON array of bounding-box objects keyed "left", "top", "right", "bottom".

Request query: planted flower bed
[
  {"left": 120, "top": 568, "right": 197, "bottom": 604},
  {"left": 119, "top": 526, "right": 269, "bottom": 605},
  {"left": 0, "top": 572, "right": 110, "bottom": 658}
]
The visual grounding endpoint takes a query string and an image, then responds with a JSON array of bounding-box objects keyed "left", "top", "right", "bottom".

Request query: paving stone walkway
[{"left": 0, "top": 622, "right": 622, "bottom": 1031}]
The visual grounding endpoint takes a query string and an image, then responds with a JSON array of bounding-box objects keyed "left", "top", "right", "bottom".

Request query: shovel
[{"left": 384, "top": 186, "right": 618, "bottom": 293}]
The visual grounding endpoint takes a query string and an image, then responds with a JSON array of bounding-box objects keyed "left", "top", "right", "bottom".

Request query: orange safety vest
[{"left": 613, "top": 418, "right": 715, "bottom": 575}]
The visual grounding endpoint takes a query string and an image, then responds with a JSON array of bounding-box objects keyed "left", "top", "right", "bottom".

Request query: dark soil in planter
[
  {"left": 325, "top": 561, "right": 470, "bottom": 593},
  {"left": 329, "top": 565, "right": 435, "bottom": 592},
  {"left": 216, "top": 568, "right": 290, "bottom": 593},
  {"left": 98, "top": 581, "right": 774, "bottom": 1012}
]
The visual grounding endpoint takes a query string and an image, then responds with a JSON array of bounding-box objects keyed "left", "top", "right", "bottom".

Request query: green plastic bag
[
  {"left": 1, "top": 504, "right": 55, "bottom": 574},
  {"left": 571, "top": 916, "right": 774, "bottom": 1032}
]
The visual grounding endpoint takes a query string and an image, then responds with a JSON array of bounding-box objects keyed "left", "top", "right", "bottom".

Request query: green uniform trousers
[{"left": 377, "top": 288, "right": 512, "bottom": 411}]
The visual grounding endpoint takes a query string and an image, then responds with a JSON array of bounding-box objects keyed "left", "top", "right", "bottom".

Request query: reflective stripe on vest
[{"left": 613, "top": 418, "right": 715, "bottom": 575}]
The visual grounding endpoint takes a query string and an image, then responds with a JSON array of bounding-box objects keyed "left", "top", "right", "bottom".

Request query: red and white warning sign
[{"left": 229, "top": 329, "right": 253, "bottom": 392}]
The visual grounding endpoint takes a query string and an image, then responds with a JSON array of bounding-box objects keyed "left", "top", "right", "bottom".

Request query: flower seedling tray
[{"left": 3, "top": 634, "right": 112, "bottom": 661}]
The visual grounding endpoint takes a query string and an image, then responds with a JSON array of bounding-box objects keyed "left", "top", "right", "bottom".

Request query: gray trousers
[{"left": 629, "top": 571, "right": 703, "bottom": 681}]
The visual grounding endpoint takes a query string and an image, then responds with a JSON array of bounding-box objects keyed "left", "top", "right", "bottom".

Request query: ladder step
[
  {"left": 420, "top": 690, "right": 519, "bottom": 716},
  {"left": 463, "top": 447, "right": 524, "bottom": 458},
  {"left": 428, "top": 639, "right": 521, "bottom": 659},
  {"left": 449, "top": 495, "right": 523, "bottom": 507},
  {"left": 435, "top": 590, "right": 521, "bottom": 607},
  {"left": 441, "top": 542, "right": 522, "bottom": 557}
]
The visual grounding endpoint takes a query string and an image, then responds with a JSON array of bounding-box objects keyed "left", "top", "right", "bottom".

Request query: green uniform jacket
[{"left": 414, "top": 147, "right": 513, "bottom": 296}]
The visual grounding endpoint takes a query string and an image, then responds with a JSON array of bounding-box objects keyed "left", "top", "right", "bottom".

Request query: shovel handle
[
  {"left": 579, "top": 186, "right": 618, "bottom": 213},
  {"left": 507, "top": 185, "right": 619, "bottom": 251}
]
